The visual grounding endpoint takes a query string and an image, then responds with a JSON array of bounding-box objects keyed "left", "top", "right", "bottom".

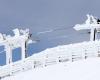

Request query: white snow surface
[{"left": 2, "top": 57, "right": 100, "bottom": 80}]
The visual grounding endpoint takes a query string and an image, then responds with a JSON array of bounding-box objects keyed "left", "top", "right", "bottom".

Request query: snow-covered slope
[{"left": 2, "top": 57, "right": 100, "bottom": 80}]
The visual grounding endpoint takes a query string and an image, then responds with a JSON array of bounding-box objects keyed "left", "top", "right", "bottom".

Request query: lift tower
[{"left": 74, "top": 14, "right": 100, "bottom": 41}]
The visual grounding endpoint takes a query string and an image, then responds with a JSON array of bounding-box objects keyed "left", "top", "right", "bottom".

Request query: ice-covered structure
[
  {"left": 0, "top": 15, "right": 100, "bottom": 79},
  {"left": 0, "top": 28, "right": 34, "bottom": 65},
  {"left": 2, "top": 57, "right": 100, "bottom": 80},
  {"left": 74, "top": 14, "right": 100, "bottom": 41}
]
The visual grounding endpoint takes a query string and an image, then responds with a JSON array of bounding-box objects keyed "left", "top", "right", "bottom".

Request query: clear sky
[{"left": 0, "top": 0, "right": 100, "bottom": 65}]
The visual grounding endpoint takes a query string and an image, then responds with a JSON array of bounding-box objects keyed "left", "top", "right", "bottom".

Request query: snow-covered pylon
[
  {"left": 73, "top": 14, "right": 100, "bottom": 41},
  {"left": 0, "top": 28, "right": 35, "bottom": 65}
]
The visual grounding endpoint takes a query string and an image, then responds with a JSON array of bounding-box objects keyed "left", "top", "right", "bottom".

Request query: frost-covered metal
[
  {"left": 0, "top": 40, "right": 100, "bottom": 79},
  {"left": 74, "top": 14, "right": 100, "bottom": 41},
  {"left": 1, "top": 15, "right": 100, "bottom": 79},
  {"left": 0, "top": 28, "right": 33, "bottom": 65}
]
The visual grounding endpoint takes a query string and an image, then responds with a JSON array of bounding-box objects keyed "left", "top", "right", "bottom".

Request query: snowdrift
[
  {"left": 1, "top": 40, "right": 100, "bottom": 79},
  {"left": 2, "top": 57, "right": 100, "bottom": 80}
]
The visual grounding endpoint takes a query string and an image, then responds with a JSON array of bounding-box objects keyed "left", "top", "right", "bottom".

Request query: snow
[
  {"left": 31, "top": 40, "right": 100, "bottom": 59},
  {"left": 1, "top": 40, "right": 100, "bottom": 79},
  {"left": 1, "top": 30, "right": 100, "bottom": 80},
  {"left": 2, "top": 57, "right": 100, "bottom": 80}
]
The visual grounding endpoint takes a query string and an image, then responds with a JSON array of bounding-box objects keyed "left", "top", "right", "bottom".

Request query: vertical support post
[
  {"left": 82, "top": 48, "right": 86, "bottom": 59},
  {"left": 90, "top": 27, "right": 95, "bottom": 41},
  {"left": 94, "top": 28, "right": 97, "bottom": 40},
  {"left": 21, "top": 40, "right": 26, "bottom": 60},
  {"left": 5, "top": 44, "right": 12, "bottom": 64}
]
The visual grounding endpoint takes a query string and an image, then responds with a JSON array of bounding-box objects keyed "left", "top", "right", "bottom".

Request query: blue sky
[{"left": 0, "top": 0, "right": 100, "bottom": 65}]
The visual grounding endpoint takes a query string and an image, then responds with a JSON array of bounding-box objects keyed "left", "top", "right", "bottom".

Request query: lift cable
[{"left": 36, "top": 26, "right": 72, "bottom": 35}]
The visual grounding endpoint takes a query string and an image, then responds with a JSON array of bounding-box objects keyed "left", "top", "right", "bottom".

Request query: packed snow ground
[{"left": 2, "top": 57, "right": 100, "bottom": 80}]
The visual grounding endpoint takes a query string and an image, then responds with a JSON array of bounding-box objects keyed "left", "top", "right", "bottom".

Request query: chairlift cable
[{"left": 36, "top": 26, "right": 72, "bottom": 35}]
